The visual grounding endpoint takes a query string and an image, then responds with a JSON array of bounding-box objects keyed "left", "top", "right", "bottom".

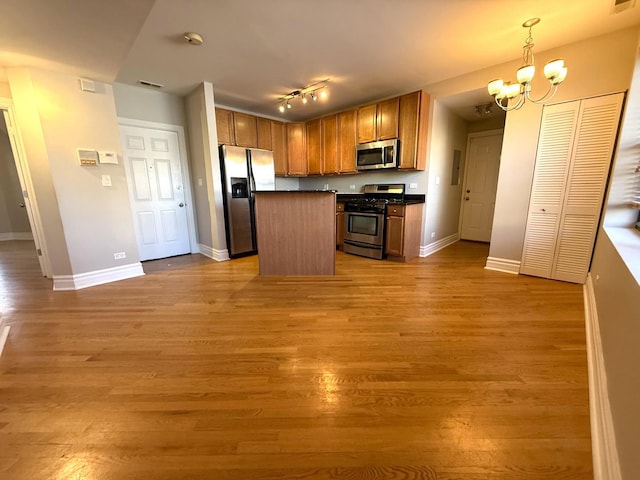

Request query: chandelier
[
  {"left": 488, "top": 18, "right": 567, "bottom": 111},
  {"left": 278, "top": 78, "right": 330, "bottom": 113}
]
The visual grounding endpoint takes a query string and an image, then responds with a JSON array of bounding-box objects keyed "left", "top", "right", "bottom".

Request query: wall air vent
[
  {"left": 138, "top": 80, "right": 164, "bottom": 89},
  {"left": 611, "top": 0, "right": 636, "bottom": 14}
]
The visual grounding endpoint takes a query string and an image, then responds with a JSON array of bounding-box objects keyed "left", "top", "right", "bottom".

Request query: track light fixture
[{"left": 277, "top": 78, "right": 330, "bottom": 113}]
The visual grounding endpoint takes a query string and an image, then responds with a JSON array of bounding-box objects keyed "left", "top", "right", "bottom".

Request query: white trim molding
[
  {"left": 584, "top": 274, "right": 622, "bottom": 480},
  {"left": 420, "top": 233, "right": 459, "bottom": 257},
  {"left": 485, "top": 256, "right": 520, "bottom": 274},
  {"left": 53, "top": 263, "right": 145, "bottom": 291},
  {"left": 0, "top": 320, "right": 9, "bottom": 358},
  {"left": 0, "top": 232, "right": 34, "bottom": 241},
  {"left": 198, "top": 244, "right": 229, "bottom": 262}
]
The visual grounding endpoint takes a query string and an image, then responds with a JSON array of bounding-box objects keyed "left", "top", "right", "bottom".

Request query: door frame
[
  {"left": 0, "top": 97, "right": 52, "bottom": 277},
  {"left": 458, "top": 128, "right": 504, "bottom": 242},
  {"left": 118, "top": 118, "right": 199, "bottom": 257}
]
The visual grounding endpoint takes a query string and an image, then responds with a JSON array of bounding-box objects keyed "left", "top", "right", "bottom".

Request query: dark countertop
[
  {"left": 257, "top": 190, "right": 337, "bottom": 193},
  {"left": 336, "top": 193, "right": 425, "bottom": 204}
]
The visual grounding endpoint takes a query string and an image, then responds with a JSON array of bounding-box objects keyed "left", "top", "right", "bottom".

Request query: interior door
[
  {"left": 120, "top": 125, "right": 190, "bottom": 261},
  {"left": 460, "top": 132, "right": 503, "bottom": 242}
]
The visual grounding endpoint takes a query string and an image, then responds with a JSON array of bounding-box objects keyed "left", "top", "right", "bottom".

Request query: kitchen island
[{"left": 254, "top": 190, "right": 336, "bottom": 275}]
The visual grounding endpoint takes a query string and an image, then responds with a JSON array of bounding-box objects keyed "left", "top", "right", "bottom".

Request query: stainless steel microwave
[{"left": 356, "top": 139, "right": 398, "bottom": 171}]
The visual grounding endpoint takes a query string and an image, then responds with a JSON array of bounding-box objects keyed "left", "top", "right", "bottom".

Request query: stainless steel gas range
[{"left": 343, "top": 183, "right": 405, "bottom": 260}]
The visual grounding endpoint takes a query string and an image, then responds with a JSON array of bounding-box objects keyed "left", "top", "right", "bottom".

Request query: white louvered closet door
[{"left": 521, "top": 92, "right": 624, "bottom": 283}]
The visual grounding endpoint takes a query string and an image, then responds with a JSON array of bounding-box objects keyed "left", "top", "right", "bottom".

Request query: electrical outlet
[
  {"left": 349, "top": 184, "right": 356, "bottom": 190},
  {"left": 409, "top": 183, "right": 417, "bottom": 189},
  {"left": 431, "top": 232, "right": 436, "bottom": 239},
  {"left": 323, "top": 183, "right": 329, "bottom": 190},
  {"left": 114, "top": 252, "right": 126, "bottom": 260}
]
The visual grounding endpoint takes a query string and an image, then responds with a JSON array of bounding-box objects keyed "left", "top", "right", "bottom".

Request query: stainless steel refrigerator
[{"left": 219, "top": 145, "right": 276, "bottom": 257}]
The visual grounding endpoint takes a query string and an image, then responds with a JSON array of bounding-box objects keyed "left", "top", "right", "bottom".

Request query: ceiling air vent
[
  {"left": 138, "top": 80, "right": 164, "bottom": 89},
  {"left": 611, "top": 0, "right": 636, "bottom": 14}
]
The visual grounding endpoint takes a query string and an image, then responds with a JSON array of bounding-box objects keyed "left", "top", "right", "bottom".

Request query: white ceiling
[{"left": 1, "top": 0, "right": 640, "bottom": 123}]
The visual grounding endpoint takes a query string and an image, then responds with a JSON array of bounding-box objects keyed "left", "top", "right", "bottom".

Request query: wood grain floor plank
[{"left": 0, "top": 240, "right": 592, "bottom": 479}]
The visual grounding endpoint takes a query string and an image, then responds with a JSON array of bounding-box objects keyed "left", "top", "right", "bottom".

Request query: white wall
[
  {"left": 590, "top": 37, "right": 640, "bottom": 479},
  {"left": 185, "top": 82, "right": 227, "bottom": 255},
  {"left": 491, "top": 28, "right": 638, "bottom": 263},
  {"left": 113, "top": 83, "right": 187, "bottom": 128},
  {"left": 8, "top": 67, "right": 139, "bottom": 276},
  {"left": 423, "top": 100, "right": 469, "bottom": 245}
]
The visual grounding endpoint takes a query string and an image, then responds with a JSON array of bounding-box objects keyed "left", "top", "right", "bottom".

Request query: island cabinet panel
[
  {"left": 338, "top": 109, "right": 357, "bottom": 173},
  {"left": 271, "top": 120, "right": 288, "bottom": 176},
  {"left": 357, "top": 104, "right": 378, "bottom": 144},
  {"left": 306, "top": 119, "right": 322, "bottom": 175},
  {"left": 286, "top": 122, "right": 307, "bottom": 176},
  {"left": 215, "top": 108, "right": 235, "bottom": 145},
  {"left": 233, "top": 112, "right": 258, "bottom": 148},
  {"left": 398, "top": 90, "right": 430, "bottom": 171},
  {"left": 256, "top": 117, "right": 272, "bottom": 150},
  {"left": 377, "top": 97, "right": 400, "bottom": 140},
  {"left": 254, "top": 191, "right": 336, "bottom": 275},
  {"left": 385, "top": 203, "right": 423, "bottom": 262},
  {"left": 336, "top": 202, "right": 345, "bottom": 249},
  {"left": 321, "top": 115, "right": 338, "bottom": 175}
]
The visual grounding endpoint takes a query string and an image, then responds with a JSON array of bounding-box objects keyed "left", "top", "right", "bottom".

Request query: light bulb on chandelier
[{"left": 488, "top": 18, "right": 567, "bottom": 111}]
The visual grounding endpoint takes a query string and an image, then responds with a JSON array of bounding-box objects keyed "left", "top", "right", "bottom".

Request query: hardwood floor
[{"left": 0, "top": 240, "right": 592, "bottom": 479}]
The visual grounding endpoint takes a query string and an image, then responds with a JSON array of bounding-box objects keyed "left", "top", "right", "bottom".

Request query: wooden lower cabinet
[
  {"left": 336, "top": 202, "right": 345, "bottom": 249},
  {"left": 385, "top": 203, "right": 423, "bottom": 262}
]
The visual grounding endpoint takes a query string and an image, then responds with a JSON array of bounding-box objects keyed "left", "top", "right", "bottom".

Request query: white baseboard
[
  {"left": 485, "top": 256, "right": 520, "bottom": 274},
  {"left": 199, "top": 243, "right": 229, "bottom": 261},
  {"left": 0, "top": 232, "right": 34, "bottom": 241},
  {"left": 584, "top": 274, "right": 622, "bottom": 480},
  {"left": 0, "top": 320, "right": 9, "bottom": 358},
  {"left": 53, "top": 263, "right": 145, "bottom": 291},
  {"left": 420, "top": 233, "right": 459, "bottom": 257}
]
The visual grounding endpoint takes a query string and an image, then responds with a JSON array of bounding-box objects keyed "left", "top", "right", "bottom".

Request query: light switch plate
[{"left": 101, "top": 175, "right": 112, "bottom": 187}]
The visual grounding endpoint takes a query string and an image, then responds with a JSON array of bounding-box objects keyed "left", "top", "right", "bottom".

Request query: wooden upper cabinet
[
  {"left": 377, "top": 97, "right": 400, "bottom": 140},
  {"left": 256, "top": 117, "right": 272, "bottom": 150},
  {"left": 271, "top": 120, "right": 288, "bottom": 176},
  {"left": 215, "top": 108, "right": 235, "bottom": 145},
  {"left": 321, "top": 115, "right": 338, "bottom": 175},
  {"left": 233, "top": 112, "right": 258, "bottom": 148},
  {"left": 286, "top": 122, "right": 307, "bottom": 176},
  {"left": 357, "top": 98, "right": 399, "bottom": 144},
  {"left": 306, "top": 119, "right": 322, "bottom": 175},
  {"left": 398, "top": 90, "right": 430, "bottom": 171},
  {"left": 357, "top": 104, "right": 378, "bottom": 144},
  {"left": 338, "top": 109, "right": 357, "bottom": 173}
]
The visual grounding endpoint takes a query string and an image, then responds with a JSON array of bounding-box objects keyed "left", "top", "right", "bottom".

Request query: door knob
[
  {"left": 466, "top": 189, "right": 471, "bottom": 193},
  {"left": 19, "top": 203, "right": 25, "bottom": 208},
  {"left": 178, "top": 202, "right": 185, "bottom": 207}
]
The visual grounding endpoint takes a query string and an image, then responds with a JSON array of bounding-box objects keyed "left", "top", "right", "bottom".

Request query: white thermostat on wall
[
  {"left": 77, "top": 148, "right": 98, "bottom": 166},
  {"left": 98, "top": 151, "right": 118, "bottom": 164}
]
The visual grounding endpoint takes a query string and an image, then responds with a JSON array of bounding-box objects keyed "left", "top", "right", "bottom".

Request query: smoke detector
[{"left": 183, "top": 32, "right": 204, "bottom": 45}]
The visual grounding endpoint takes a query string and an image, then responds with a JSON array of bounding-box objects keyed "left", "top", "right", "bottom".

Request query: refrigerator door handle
[{"left": 247, "top": 150, "right": 257, "bottom": 193}]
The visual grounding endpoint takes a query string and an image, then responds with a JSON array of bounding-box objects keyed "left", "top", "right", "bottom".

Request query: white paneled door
[
  {"left": 460, "top": 132, "right": 503, "bottom": 242},
  {"left": 120, "top": 125, "right": 191, "bottom": 261}
]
